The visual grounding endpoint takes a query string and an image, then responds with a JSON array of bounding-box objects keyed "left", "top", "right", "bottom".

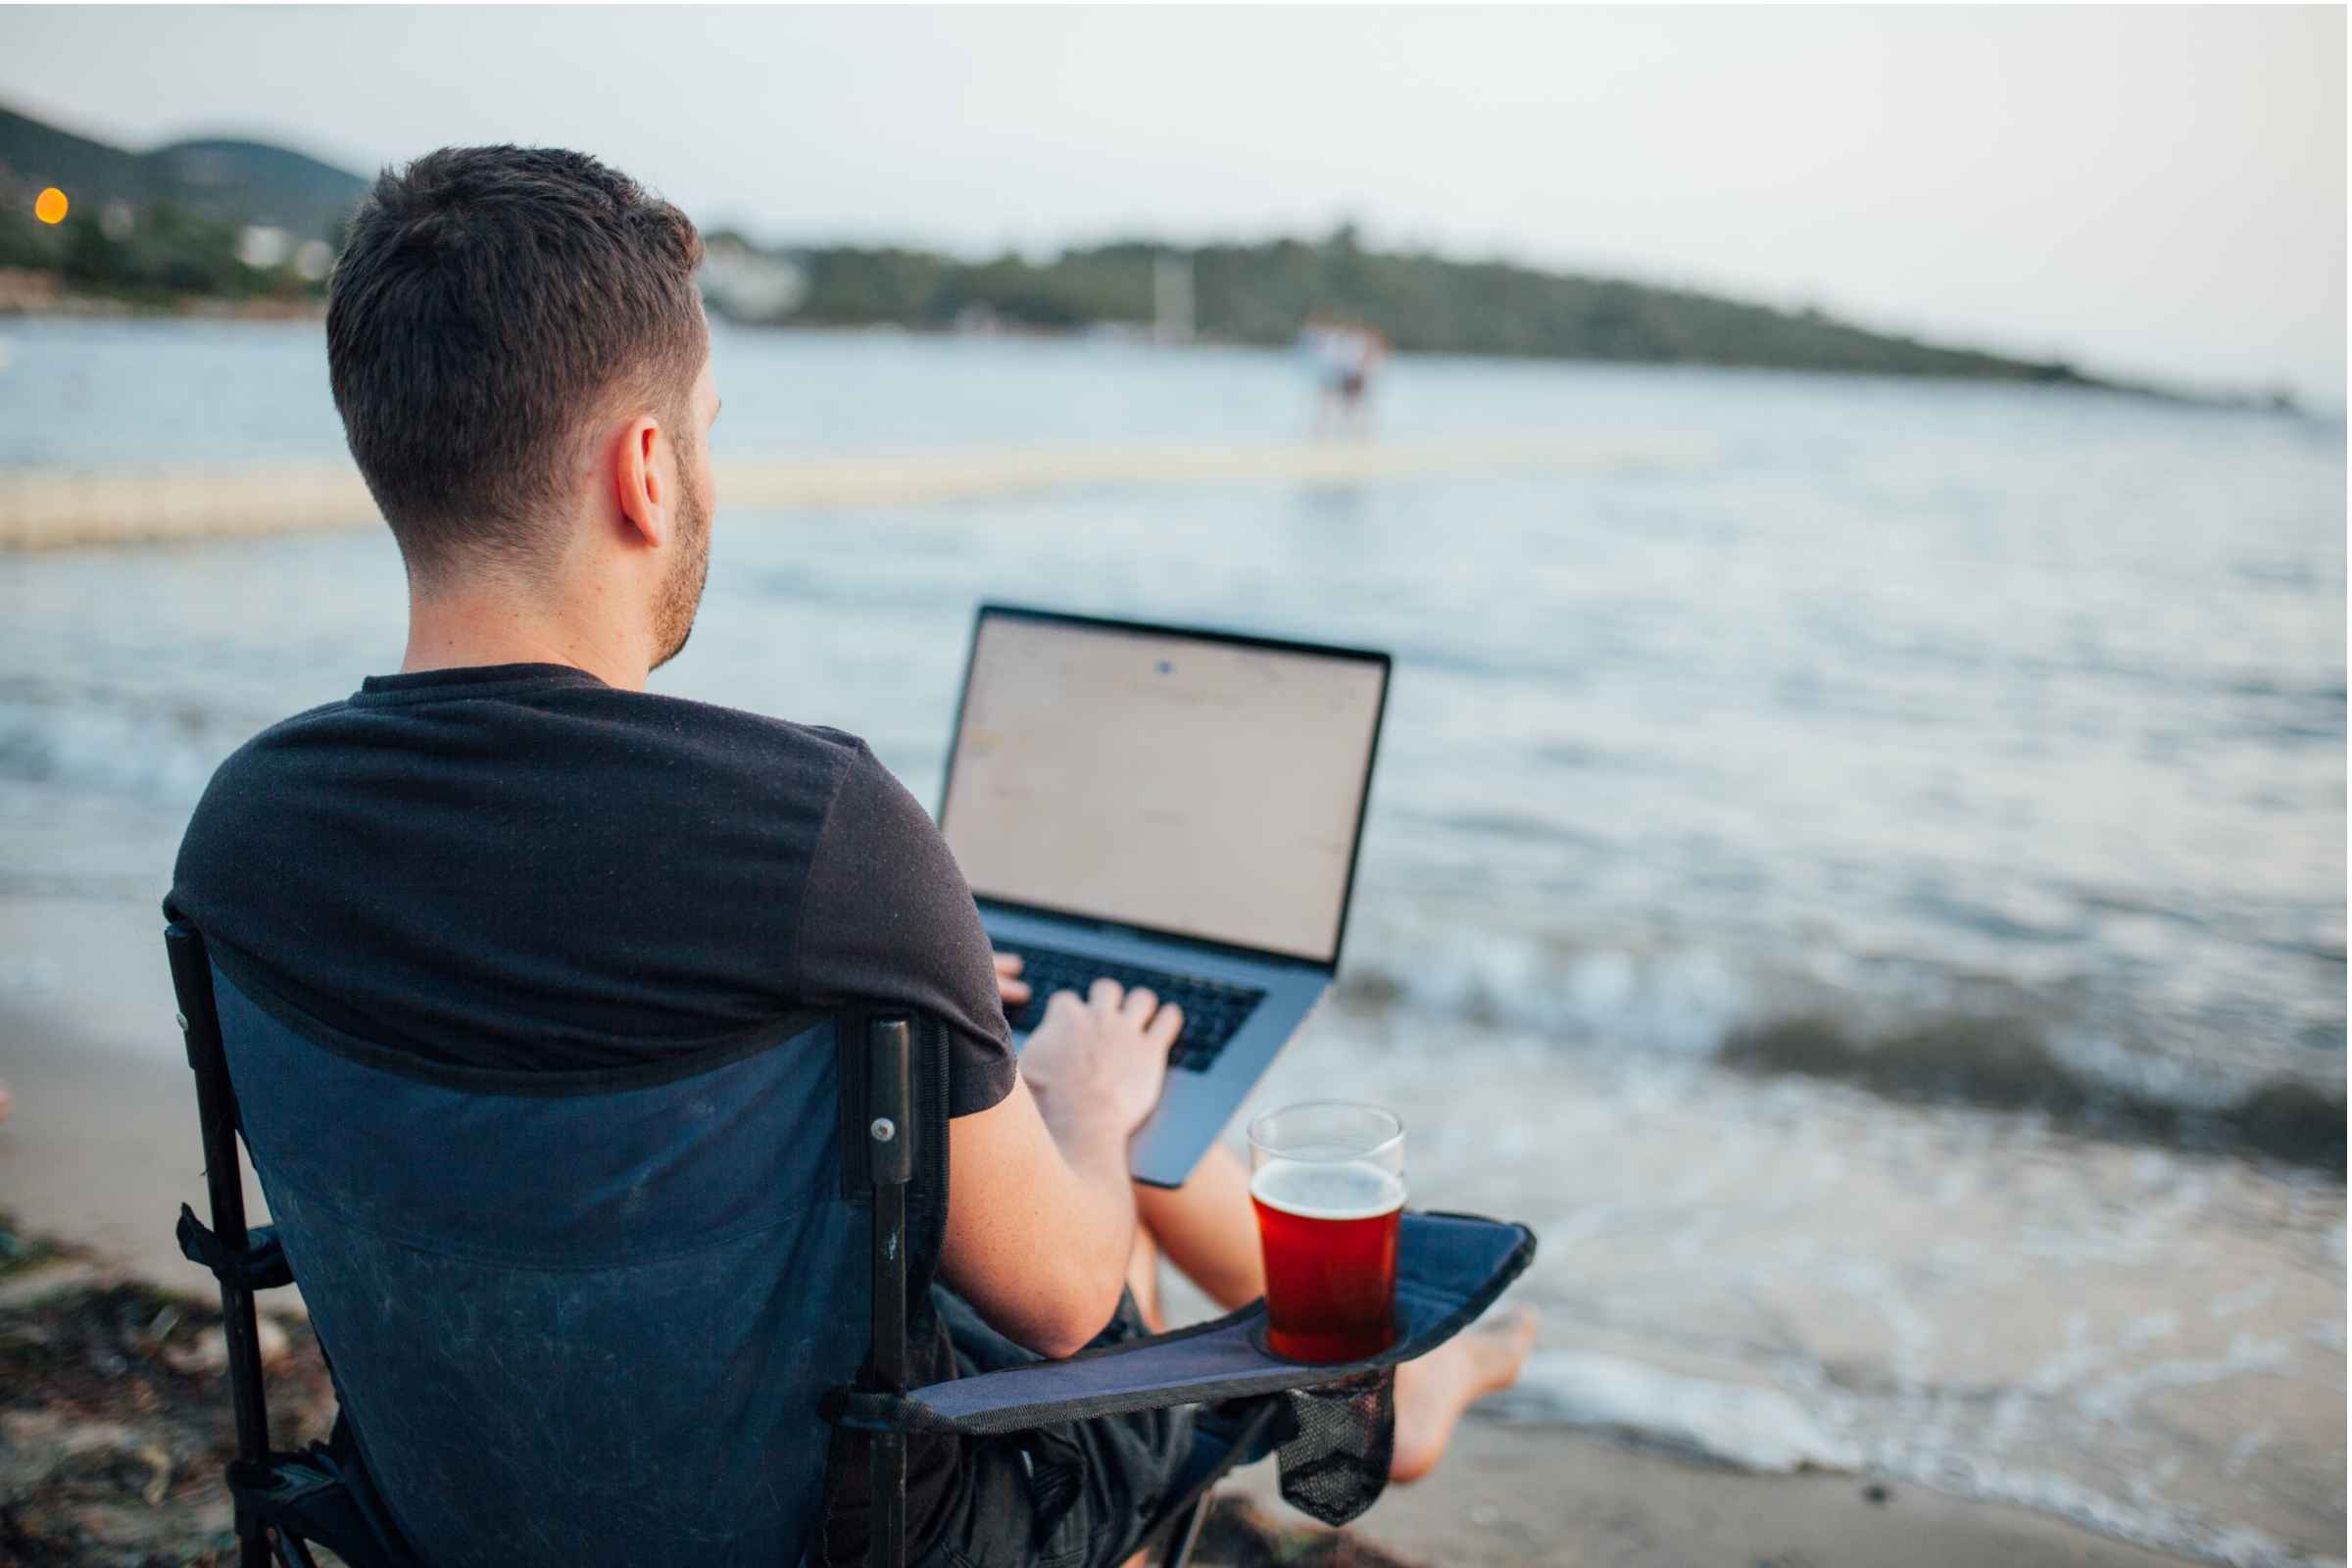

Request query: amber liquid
[{"left": 1250, "top": 1159, "right": 1404, "bottom": 1363}]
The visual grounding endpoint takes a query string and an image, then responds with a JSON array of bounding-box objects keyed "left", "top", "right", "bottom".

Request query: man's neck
[{"left": 401, "top": 591, "right": 650, "bottom": 692}]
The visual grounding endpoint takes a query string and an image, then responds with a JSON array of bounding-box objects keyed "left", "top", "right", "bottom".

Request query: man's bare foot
[{"left": 1388, "top": 1305, "right": 1538, "bottom": 1484}]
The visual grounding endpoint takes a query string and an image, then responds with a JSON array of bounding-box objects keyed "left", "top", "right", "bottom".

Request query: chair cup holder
[{"left": 906, "top": 1211, "right": 1534, "bottom": 1437}]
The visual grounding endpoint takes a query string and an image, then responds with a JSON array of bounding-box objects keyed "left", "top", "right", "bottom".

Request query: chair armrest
[{"left": 905, "top": 1210, "right": 1535, "bottom": 1437}]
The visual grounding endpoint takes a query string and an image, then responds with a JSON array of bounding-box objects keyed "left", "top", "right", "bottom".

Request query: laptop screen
[{"left": 940, "top": 610, "right": 1389, "bottom": 964}]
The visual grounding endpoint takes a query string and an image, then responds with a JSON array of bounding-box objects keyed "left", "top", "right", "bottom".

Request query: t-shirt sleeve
[{"left": 795, "top": 742, "right": 1018, "bottom": 1118}]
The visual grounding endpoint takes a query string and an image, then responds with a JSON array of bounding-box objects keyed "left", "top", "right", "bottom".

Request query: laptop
[{"left": 938, "top": 604, "right": 1392, "bottom": 1187}]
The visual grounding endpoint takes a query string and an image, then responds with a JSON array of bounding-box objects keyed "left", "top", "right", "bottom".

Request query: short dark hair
[{"left": 326, "top": 146, "right": 706, "bottom": 584}]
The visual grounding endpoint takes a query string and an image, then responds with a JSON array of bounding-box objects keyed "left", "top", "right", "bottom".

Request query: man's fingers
[
  {"left": 1145, "top": 1004, "right": 1183, "bottom": 1051},
  {"left": 993, "top": 953, "right": 1030, "bottom": 1003},
  {"left": 1044, "top": 987, "right": 1083, "bottom": 1018},
  {"left": 1088, "top": 977, "right": 1124, "bottom": 1013},
  {"left": 1119, "top": 986, "right": 1158, "bottom": 1026}
]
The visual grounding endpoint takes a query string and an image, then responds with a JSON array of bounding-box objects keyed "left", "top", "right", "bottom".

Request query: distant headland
[{"left": 0, "top": 103, "right": 2295, "bottom": 410}]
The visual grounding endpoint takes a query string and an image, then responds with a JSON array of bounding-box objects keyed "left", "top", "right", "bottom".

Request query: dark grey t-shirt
[{"left": 165, "top": 662, "right": 1018, "bottom": 1115}]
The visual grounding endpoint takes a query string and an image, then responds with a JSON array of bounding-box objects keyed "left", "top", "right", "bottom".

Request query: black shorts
[{"left": 915, "top": 1287, "right": 1196, "bottom": 1568}]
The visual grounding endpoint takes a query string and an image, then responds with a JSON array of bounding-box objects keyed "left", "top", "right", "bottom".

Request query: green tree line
[
  {"left": 2, "top": 194, "right": 2098, "bottom": 387},
  {"left": 757, "top": 225, "right": 2092, "bottom": 385},
  {"left": 0, "top": 202, "right": 324, "bottom": 303}
]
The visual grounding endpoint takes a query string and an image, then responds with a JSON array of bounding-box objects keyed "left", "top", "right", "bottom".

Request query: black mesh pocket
[{"left": 1275, "top": 1367, "right": 1395, "bottom": 1527}]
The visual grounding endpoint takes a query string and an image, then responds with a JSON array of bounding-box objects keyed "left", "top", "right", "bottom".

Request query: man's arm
[
  {"left": 794, "top": 741, "right": 1180, "bottom": 1359},
  {"left": 940, "top": 980, "right": 1179, "bottom": 1358}
]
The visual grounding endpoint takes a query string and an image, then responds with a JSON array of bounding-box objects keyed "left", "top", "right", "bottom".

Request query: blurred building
[{"left": 700, "top": 236, "right": 807, "bottom": 324}]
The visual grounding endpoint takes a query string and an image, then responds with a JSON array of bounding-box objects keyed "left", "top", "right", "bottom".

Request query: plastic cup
[{"left": 1247, "top": 1102, "right": 1405, "bottom": 1362}]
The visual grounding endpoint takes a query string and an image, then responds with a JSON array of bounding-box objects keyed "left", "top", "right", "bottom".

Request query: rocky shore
[
  {"left": 0, "top": 270, "right": 325, "bottom": 322},
  {"left": 0, "top": 1218, "right": 333, "bottom": 1567}
]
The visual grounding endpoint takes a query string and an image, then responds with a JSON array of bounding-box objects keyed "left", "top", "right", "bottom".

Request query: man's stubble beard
[{"left": 650, "top": 453, "right": 712, "bottom": 671}]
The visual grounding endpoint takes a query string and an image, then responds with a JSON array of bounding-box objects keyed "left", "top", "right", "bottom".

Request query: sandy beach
[
  {"left": 0, "top": 1003, "right": 2218, "bottom": 1568},
  {"left": 0, "top": 433, "right": 1707, "bottom": 551},
  {"left": 1, "top": 884, "right": 2326, "bottom": 1567}
]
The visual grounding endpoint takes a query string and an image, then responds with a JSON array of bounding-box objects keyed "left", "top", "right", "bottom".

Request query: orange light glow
[{"left": 34, "top": 188, "right": 68, "bottom": 224}]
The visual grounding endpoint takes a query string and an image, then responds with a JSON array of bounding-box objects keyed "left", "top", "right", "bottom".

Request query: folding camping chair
[{"left": 166, "top": 919, "right": 1535, "bottom": 1568}]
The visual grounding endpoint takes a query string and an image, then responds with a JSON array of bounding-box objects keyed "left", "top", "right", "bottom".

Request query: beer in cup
[{"left": 1247, "top": 1102, "right": 1405, "bottom": 1363}]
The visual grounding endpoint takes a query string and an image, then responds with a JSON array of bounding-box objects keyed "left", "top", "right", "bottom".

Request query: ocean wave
[
  {"left": 0, "top": 687, "right": 252, "bottom": 807},
  {"left": 1494, "top": 1349, "right": 1861, "bottom": 1473},
  {"left": 4, "top": 673, "right": 2338, "bottom": 1174},
  {"left": 1332, "top": 943, "right": 2346, "bottom": 1173},
  {"left": 1718, "top": 1014, "right": 2345, "bottom": 1172},
  {"left": 1494, "top": 1351, "right": 2335, "bottom": 1568}
]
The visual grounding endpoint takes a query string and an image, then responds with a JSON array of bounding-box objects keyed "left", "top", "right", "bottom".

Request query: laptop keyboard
[{"left": 999, "top": 945, "right": 1266, "bottom": 1073}]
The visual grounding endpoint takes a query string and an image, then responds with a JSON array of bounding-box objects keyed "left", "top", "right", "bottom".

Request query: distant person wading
[{"left": 1298, "top": 313, "right": 1389, "bottom": 435}]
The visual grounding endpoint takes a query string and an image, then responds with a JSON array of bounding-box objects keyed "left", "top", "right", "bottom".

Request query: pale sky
[{"left": 4, "top": 6, "right": 2343, "bottom": 405}]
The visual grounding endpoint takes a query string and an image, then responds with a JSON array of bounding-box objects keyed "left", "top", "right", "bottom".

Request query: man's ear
[{"left": 612, "top": 415, "right": 670, "bottom": 549}]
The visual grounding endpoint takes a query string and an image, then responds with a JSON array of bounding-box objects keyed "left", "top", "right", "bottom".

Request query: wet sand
[
  {"left": 0, "top": 1026, "right": 2215, "bottom": 1568},
  {"left": 1231, "top": 1421, "right": 2217, "bottom": 1568},
  {"left": 0, "top": 888, "right": 2284, "bottom": 1568},
  {"left": 0, "top": 434, "right": 1703, "bottom": 550},
  {"left": 1240, "top": 1004, "right": 2345, "bottom": 1568}
]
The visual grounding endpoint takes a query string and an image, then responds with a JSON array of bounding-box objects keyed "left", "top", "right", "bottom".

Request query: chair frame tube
[
  {"left": 167, "top": 922, "right": 276, "bottom": 1568},
  {"left": 865, "top": 1015, "right": 915, "bottom": 1568}
]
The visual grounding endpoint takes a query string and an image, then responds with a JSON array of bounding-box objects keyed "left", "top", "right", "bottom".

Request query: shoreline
[
  {"left": 0, "top": 276, "right": 2313, "bottom": 415},
  {"left": 1227, "top": 1419, "right": 2220, "bottom": 1568},
  {"left": 0, "top": 433, "right": 1706, "bottom": 551},
  {"left": 0, "top": 1238, "right": 2216, "bottom": 1568},
  {"left": 0, "top": 885, "right": 2336, "bottom": 1568},
  {"left": 0, "top": 1027, "right": 2221, "bottom": 1568}
]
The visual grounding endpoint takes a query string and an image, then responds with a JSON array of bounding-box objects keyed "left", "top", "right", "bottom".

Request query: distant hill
[
  {"left": 0, "top": 105, "right": 368, "bottom": 242},
  {"left": 0, "top": 106, "right": 148, "bottom": 212},
  {"left": 141, "top": 137, "right": 370, "bottom": 244},
  {"left": 0, "top": 100, "right": 2132, "bottom": 393},
  {"left": 758, "top": 231, "right": 2103, "bottom": 387}
]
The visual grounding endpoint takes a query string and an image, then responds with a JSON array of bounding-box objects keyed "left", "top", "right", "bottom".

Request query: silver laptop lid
[{"left": 940, "top": 606, "right": 1391, "bottom": 967}]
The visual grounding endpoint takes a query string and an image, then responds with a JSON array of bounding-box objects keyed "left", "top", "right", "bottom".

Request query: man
[{"left": 167, "top": 146, "right": 1528, "bottom": 1568}]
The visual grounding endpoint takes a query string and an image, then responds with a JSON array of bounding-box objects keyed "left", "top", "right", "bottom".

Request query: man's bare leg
[
  {"left": 1133, "top": 1141, "right": 1264, "bottom": 1314},
  {"left": 1388, "top": 1307, "right": 1539, "bottom": 1482},
  {"left": 1127, "top": 1143, "right": 1538, "bottom": 1485}
]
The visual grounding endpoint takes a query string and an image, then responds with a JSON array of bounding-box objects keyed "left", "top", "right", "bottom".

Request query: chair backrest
[{"left": 211, "top": 962, "right": 892, "bottom": 1567}]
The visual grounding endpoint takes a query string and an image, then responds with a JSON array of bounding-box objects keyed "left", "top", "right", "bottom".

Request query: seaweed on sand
[{"left": 0, "top": 1212, "right": 334, "bottom": 1568}]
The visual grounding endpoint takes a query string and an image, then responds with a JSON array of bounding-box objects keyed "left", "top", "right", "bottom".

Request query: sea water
[{"left": 0, "top": 319, "right": 2342, "bottom": 1563}]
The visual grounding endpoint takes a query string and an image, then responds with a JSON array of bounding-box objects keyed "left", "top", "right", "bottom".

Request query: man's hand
[
  {"left": 1017, "top": 979, "right": 1181, "bottom": 1142},
  {"left": 941, "top": 976, "right": 1183, "bottom": 1357},
  {"left": 993, "top": 952, "right": 1031, "bottom": 1009}
]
